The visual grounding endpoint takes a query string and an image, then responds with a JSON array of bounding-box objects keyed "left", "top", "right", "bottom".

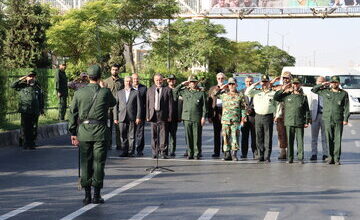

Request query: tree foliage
[
  {"left": 113, "top": 0, "right": 180, "bottom": 73},
  {"left": 3, "top": 0, "right": 52, "bottom": 68},
  {"left": 147, "top": 19, "right": 232, "bottom": 74},
  {"left": 46, "top": 0, "right": 121, "bottom": 65}
]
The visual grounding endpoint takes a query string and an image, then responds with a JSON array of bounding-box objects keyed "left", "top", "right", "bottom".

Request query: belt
[{"left": 80, "top": 119, "right": 105, "bottom": 125}]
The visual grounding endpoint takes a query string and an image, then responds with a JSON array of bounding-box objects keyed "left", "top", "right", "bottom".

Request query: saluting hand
[
  {"left": 270, "top": 76, "right": 281, "bottom": 85},
  {"left": 71, "top": 136, "right": 79, "bottom": 147},
  {"left": 201, "top": 118, "right": 206, "bottom": 126},
  {"left": 322, "top": 82, "right": 330, "bottom": 87},
  {"left": 220, "top": 84, "right": 228, "bottom": 90}
]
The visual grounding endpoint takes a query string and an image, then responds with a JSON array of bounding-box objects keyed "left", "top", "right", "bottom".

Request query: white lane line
[
  {"left": 355, "top": 141, "right": 360, "bottom": 148},
  {"left": 0, "top": 202, "right": 43, "bottom": 220},
  {"left": 129, "top": 206, "right": 159, "bottom": 220},
  {"left": 264, "top": 211, "right": 280, "bottom": 220},
  {"left": 331, "top": 216, "right": 345, "bottom": 220},
  {"left": 59, "top": 172, "right": 161, "bottom": 220},
  {"left": 351, "top": 130, "right": 356, "bottom": 135},
  {"left": 198, "top": 208, "right": 219, "bottom": 220}
]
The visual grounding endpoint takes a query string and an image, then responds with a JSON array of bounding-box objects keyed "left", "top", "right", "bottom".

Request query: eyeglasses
[{"left": 217, "top": 77, "right": 225, "bottom": 80}]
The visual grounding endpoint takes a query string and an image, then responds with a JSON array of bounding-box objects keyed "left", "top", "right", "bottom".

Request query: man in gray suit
[
  {"left": 146, "top": 74, "right": 173, "bottom": 159},
  {"left": 308, "top": 76, "right": 328, "bottom": 161},
  {"left": 114, "top": 76, "right": 142, "bottom": 157}
]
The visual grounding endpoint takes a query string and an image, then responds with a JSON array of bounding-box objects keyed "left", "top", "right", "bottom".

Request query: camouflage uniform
[{"left": 219, "top": 92, "right": 246, "bottom": 152}]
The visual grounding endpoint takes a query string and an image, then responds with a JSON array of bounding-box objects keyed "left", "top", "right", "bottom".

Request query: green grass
[{"left": 0, "top": 109, "right": 67, "bottom": 132}]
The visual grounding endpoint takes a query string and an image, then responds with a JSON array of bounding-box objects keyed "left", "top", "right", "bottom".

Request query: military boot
[
  {"left": 83, "top": 186, "right": 92, "bottom": 205},
  {"left": 92, "top": 187, "right": 105, "bottom": 204},
  {"left": 231, "top": 151, "right": 239, "bottom": 161},
  {"left": 278, "top": 148, "right": 287, "bottom": 160},
  {"left": 223, "top": 151, "right": 232, "bottom": 161}
]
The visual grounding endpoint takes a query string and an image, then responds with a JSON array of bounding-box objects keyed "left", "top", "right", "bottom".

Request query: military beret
[
  {"left": 261, "top": 75, "right": 270, "bottom": 82},
  {"left": 292, "top": 77, "right": 302, "bottom": 84},
  {"left": 167, "top": 74, "right": 176, "bottom": 80},
  {"left": 188, "top": 75, "right": 198, "bottom": 82},
  {"left": 330, "top": 76, "right": 340, "bottom": 83},
  {"left": 227, "top": 77, "right": 237, "bottom": 84},
  {"left": 87, "top": 65, "right": 102, "bottom": 78}
]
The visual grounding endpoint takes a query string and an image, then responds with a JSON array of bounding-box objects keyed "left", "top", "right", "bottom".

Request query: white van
[{"left": 282, "top": 66, "right": 360, "bottom": 114}]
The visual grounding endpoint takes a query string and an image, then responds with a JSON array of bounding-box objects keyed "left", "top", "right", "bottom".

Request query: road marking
[
  {"left": 129, "top": 206, "right": 159, "bottom": 220},
  {"left": 264, "top": 211, "right": 280, "bottom": 220},
  {"left": 59, "top": 172, "right": 161, "bottom": 220},
  {"left": 331, "top": 216, "right": 345, "bottom": 220},
  {"left": 351, "top": 130, "right": 356, "bottom": 135},
  {"left": 0, "top": 202, "right": 43, "bottom": 220},
  {"left": 198, "top": 208, "right": 219, "bottom": 220},
  {"left": 355, "top": 141, "right": 360, "bottom": 148}
]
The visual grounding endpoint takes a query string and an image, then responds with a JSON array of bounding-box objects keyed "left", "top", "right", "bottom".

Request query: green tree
[
  {"left": 261, "top": 45, "right": 296, "bottom": 76},
  {"left": 3, "top": 0, "right": 52, "bottom": 68},
  {"left": 148, "top": 19, "right": 232, "bottom": 74},
  {"left": 114, "top": 0, "right": 179, "bottom": 73},
  {"left": 46, "top": 0, "right": 121, "bottom": 65}
]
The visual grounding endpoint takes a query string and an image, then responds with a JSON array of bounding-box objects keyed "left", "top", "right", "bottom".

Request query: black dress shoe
[
  {"left": 328, "top": 158, "right": 335, "bottom": 164},
  {"left": 322, "top": 155, "right": 328, "bottom": 161},
  {"left": 335, "top": 161, "right": 341, "bottom": 165},
  {"left": 161, "top": 154, "right": 169, "bottom": 159},
  {"left": 152, "top": 155, "right": 157, "bottom": 159},
  {"left": 212, "top": 153, "right": 220, "bottom": 158},
  {"left": 170, "top": 152, "right": 176, "bottom": 157},
  {"left": 310, "top": 155, "right": 317, "bottom": 161},
  {"left": 128, "top": 153, "right": 135, "bottom": 157},
  {"left": 83, "top": 186, "right": 92, "bottom": 206},
  {"left": 183, "top": 152, "right": 188, "bottom": 157},
  {"left": 187, "top": 156, "right": 194, "bottom": 160},
  {"left": 240, "top": 155, "right": 247, "bottom": 159},
  {"left": 258, "top": 157, "right": 265, "bottom": 162},
  {"left": 194, "top": 155, "right": 200, "bottom": 160},
  {"left": 287, "top": 160, "right": 293, "bottom": 164},
  {"left": 136, "top": 152, "right": 144, "bottom": 157},
  {"left": 265, "top": 158, "right": 271, "bottom": 163},
  {"left": 119, "top": 153, "right": 128, "bottom": 157},
  {"left": 198, "top": 153, "right": 202, "bottom": 158}
]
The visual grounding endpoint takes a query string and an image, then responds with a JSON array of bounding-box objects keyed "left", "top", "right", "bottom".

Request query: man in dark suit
[
  {"left": 208, "top": 72, "right": 226, "bottom": 158},
  {"left": 241, "top": 76, "right": 257, "bottom": 159},
  {"left": 114, "top": 76, "right": 142, "bottom": 157},
  {"left": 132, "top": 73, "right": 147, "bottom": 156},
  {"left": 146, "top": 74, "right": 173, "bottom": 159}
]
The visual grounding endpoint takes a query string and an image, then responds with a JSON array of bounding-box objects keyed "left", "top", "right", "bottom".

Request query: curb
[{"left": 0, "top": 122, "right": 68, "bottom": 147}]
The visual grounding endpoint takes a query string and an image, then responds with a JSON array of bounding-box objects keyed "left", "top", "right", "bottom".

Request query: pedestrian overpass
[{"left": 41, "top": 0, "right": 360, "bottom": 18}]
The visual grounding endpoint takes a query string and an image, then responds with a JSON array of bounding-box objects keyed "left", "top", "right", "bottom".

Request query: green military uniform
[
  {"left": 213, "top": 78, "right": 246, "bottom": 161},
  {"left": 174, "top": 76, "right": 208, "bottom": 159},
  {"left": 103, "top": 76, "right": 124, "bottom": 150},
  {"left": 55, "top": 67, "right": 68, "bottom": 120},
  {"left": 11, "top": 72, "right": 44, "bottom": 149},
  {"left": 311, "top": 76, "right": 350, "bottom": 164},
  {"left": 69, "top": 65, "right": 116, "bottom": 204},
  {"left": 274, "top": 78, "right": 311, "bottom": 163}
]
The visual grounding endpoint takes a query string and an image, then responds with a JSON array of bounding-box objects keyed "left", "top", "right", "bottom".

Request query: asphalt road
[{"left": 1, "top": 116, "right": 360, "bottom": 220}]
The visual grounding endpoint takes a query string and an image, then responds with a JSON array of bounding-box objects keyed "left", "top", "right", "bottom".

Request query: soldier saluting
[
  {"left": 274, "top": 78, "right": 311, "bottom": 164},
  {"left": 11, "top": 71, "right": 44, "bottom": 150},
  {"left": 69, "top": 65, "right": 116, "bottom": 205},
  {"left": 311, "top": 76, "right": 350, "bottom": 165}
]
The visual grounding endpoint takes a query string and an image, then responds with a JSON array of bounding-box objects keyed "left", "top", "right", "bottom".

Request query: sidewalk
[{"left": 0, "top": 122, "right": 68, "bottom": 147}]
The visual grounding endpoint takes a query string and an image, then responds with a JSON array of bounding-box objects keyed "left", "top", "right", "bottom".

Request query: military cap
[
  {"left": 167, "top": 74, "right": 176, "bottom": 80},
  {"left": 261, "top": 75, "right": 270, "bottom": 82},
  {"left": 188, "top": 75, "right": 198, "bottom": 82},
  {"left": 330, "top": 76, "right": 340, "bottom": 83},
  {"left": 58, "top": 60, "right": 67, "bottom": 65},
  {"left": 87, "top": 64, "right": 102, "bottom": 78},
  {"left": 80, "top": 72, "right": 87, "bottom": 77},
  {"left": 27, "top": 71, "right": 37, "bottom": 77},
  {"left": 292, "top": 77, "right": 302, "bottom": 84},
  {"left": 227, "top": 77, "right": 237, "bottom": 84},
  {"left": 282, "top": 71, "right": 292, "bottom": 79}
]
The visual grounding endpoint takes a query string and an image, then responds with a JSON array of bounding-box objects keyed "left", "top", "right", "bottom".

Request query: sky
[{"left": 211, "top": 18, "right": 360, "bottom": 68}]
